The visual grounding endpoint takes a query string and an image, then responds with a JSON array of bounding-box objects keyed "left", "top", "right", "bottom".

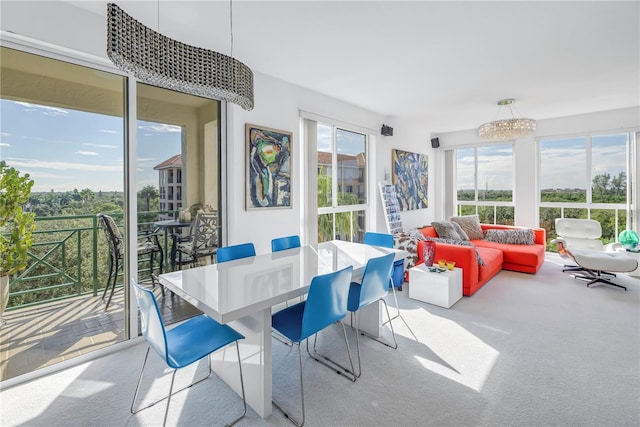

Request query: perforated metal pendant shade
[{"left": 107, "top": 3, "right": 254, "bottom": 111}]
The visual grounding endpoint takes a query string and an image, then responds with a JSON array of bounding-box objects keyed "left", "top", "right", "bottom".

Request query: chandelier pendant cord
[{"left": 230, "top": 0, "right": 234, "bottom": 58}]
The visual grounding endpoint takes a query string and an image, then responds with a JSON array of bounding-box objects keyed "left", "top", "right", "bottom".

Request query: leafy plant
[{"left": 0, "top": 161, "right": 36, "bottom": 276}]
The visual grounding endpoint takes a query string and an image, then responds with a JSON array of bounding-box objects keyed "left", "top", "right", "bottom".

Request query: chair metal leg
[
  {"left": 349, "top": 298, "right": 398, "bottom": 378},
  {"left": 306, "top": 322, "right": 357, "bottom": 382},
  {"left": 102, "top": 255, "right": 114, "bottom": 301},
  {"left": 273, "top": 342, "right": 305, "bottom": 426},
  {"left": 575, "top": 269, "right": 628, "bottom": 291},
  {"left": 131, "top": 343, "right": 247, "bottom": 426},
  {"left": 384, "top": 279, "right": 403, "bottom": 324},
  {"left": 273, "top": 329, "right": 294, "bottom": 346},
  {"left": 225, "top": 341, "right": 248, "bottom": 427},
  {"left": 105, "top": 258, "right": 121, "bottom": 309}
]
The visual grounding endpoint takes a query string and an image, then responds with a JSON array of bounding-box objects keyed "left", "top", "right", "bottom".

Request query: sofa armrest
[{"left": 416, "top": 240, "right": 479, "bottom": 291}]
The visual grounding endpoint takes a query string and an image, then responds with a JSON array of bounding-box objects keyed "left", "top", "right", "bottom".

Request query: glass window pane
[
  {"left": 316, "top": 124, "right": 332, "bottom": 208},
  {"left": 456, "top": 148, "right": 475, "bottom": 201},
  {"left": 477, "top": 145, "right": 513, "bottom": 202},
  {"left": 0, "top": 46, "right": 126, "bottom": 378},
  {"left": 336, "top": 128, "right": 366, "bottom": 206},
  {"left": 591, "top": 134, "right": 627, "bottom": 204},
  {"left": 539, "top": 207, "right": 561, "bottom": 250},
  {"left": 458, "top": 205, "right": 476, "bottom": 216},
  {"left": 496, "top": 206, "right": 515, "bottom": 226},
  {"left": 540, "top": 137, "right": 587, "bottom": 202},
  {"left": 477, "top": 206, "right": 494, "bottom": 224},
  {"left": 592, "top": 209, "right": 618, "bottom": 244},
  {"left": 318, "top": 213, "right": 334, "bottom": 243}
]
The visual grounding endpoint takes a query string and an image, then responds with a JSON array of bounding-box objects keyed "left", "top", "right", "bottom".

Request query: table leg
[
  {"left": 210, "top": 309, "right": 272, "bottom": 418},
  {"left": 358, "top": 301, "right": 383, "bottom": 337}
]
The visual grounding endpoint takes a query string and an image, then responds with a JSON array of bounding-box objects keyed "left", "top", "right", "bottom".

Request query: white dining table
[{"left": 158, "top": 240, "right": 406, "bottom": 419}]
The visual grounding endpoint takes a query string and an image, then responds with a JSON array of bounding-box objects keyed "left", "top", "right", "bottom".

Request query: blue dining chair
[
  {"left": 216, "top": 242, "right": 256, "bottom": 263},
  {"left": 271, "top": 266, "right": 355, "bottom": 426},
  {"left": 272, "top": 235, "right": 303, "bottom": 308},
  {"left": 363, "top": 231, "right": 404, "bottom": 290},
  {"left": 271, "top": 235, "right": 301, "bottom": 252},
  {"left": 347, "top": 252, "right": 398, "bottom": 377},
  {"left": 363, "top": 231, "right": 405, "bottom": 323},
  {"left": 130, "top": 279, "right": 247, "bottom": 427}
]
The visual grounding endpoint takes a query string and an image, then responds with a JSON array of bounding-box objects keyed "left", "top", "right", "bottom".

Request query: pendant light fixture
[
  {"left": 478, "top": 98, "right": 536, "bottom": 141},
  {"left": 106, "top": 2, "right": 254, "bottom": 110}
]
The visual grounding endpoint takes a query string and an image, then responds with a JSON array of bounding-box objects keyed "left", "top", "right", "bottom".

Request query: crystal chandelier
[
  {"left": 478, "top": 99, "right": 536, "bottom": 141},
  {"left": 106, "top": 2, "right": 254, "bottom": 111}
]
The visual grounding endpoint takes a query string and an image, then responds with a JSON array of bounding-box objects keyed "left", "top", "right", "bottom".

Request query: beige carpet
[{"left": 1, "top": 253, "right": 638, "bottom": 427}]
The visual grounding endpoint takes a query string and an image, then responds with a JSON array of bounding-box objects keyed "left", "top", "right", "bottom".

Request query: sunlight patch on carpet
[{"left": 413, "top": 311, "right": 499, "bottom": 392}]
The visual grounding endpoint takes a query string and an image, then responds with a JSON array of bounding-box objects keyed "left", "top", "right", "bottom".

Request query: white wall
[
  {"left": 374, "top": 117, "right": 442, "bottom": 232},
  {"left": 229, "top": 73, "right": 384, "bottom": 253}
]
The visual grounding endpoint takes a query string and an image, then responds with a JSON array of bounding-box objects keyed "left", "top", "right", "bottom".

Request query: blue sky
[
  {"left": 1, "top": 99, "right": 627, "bottom": 194},
  {"left": 1, "top": 100, "right": 181, "bottom": 193},
  {"left": 457, "top": 134, "right": 628, "bottom": 191}
]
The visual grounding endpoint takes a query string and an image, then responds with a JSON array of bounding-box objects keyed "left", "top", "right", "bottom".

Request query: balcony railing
[{"left": 5, "top": 211, "right": 176, "bottom": 312}]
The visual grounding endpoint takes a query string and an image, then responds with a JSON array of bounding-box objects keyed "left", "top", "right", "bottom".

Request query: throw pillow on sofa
[
  {"left": 484, "top": 228, "right": 535, "bottom": 245},
  {"left": 431, "top": 221, "right": 465, "bottom": 240},
  {"left": 393, "top": 231, "right": 420, "bottom": 269},
  {"left": 451, "top": 214, "right": 485, "bottom": 240}
]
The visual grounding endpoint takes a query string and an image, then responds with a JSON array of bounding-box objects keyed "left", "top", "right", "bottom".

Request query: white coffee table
[{"left": 409, "top": 264, "right": 462, "bottom": 308}]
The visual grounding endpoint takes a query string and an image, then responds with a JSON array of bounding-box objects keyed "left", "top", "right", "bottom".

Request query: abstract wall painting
[
  {"left": 246, "top": 124, "right": 292, "bottom": 210},
  {"left": 392, "top": 149, "right": 428, "bottom": 210}
]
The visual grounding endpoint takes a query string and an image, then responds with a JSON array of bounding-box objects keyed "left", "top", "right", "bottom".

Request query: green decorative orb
[{"left": 618, "top": 230, "right": 639, "bottom": 250}]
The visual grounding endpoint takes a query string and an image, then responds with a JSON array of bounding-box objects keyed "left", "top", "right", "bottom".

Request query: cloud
[
  {"left": 138, "top": 123, "right": 181, "bottom": 133},
  {"left": 14, "top": 101, "right": 69, "bottom": 116},
  {"left": 0, "top": 132, "right": 10, "bottom": 137},
  {"left": 75, "top": 151, "right": 99, "bottom": 156},
  {"left": 82, "top": 143, "right": 118, "bottom": 149},
  {"left": 0, "top": 142, "right": 10, "bottom": 147},
  {"left": 6, "top": 158, "right": 121, "bottom": 172},
  {"left": 99, "top": 130, "right": 118, "bottom": 134}
]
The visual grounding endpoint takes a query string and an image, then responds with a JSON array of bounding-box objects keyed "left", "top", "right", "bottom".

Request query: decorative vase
[
  {"left": 619, "top": 229, "right": 639, "bottom": 250},
  {"left": 0, "top": 274, "right": 9, "bottom": 328},
  {"left": 422, "top": 240, "right": 436, "bottom": 267}
]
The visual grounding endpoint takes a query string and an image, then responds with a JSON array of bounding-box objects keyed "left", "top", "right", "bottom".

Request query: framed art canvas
[
  {"left": 392, "top": 148, "right": 428, "bottom": 210},
  {"left": 246, "top": 123, "right": 293, "bottom": 210}
]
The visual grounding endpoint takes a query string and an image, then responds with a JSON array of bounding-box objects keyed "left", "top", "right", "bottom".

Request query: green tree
[
  {"left": 138, "top": 185, "right": 159, "bottom": 212},
  {"left": 317, "top": 175, "right": 361, "bottom": 242}
]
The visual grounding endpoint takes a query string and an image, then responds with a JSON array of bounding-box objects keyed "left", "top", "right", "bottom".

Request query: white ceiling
[{"left": 67, "top": 1, "right": 639, "bottom": 133}]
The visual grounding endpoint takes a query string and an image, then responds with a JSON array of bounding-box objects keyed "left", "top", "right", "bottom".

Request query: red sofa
[{"left": 414, "top": 224, "right": 546, "bottom": 296}]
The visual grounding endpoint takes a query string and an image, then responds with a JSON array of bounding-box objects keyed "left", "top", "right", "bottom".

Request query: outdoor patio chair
[{"left": 97, "top": 214, "right": 164, "bottom": 309}]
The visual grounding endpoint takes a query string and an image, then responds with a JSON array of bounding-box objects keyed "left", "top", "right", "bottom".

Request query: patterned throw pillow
[
  {"left": 393, "top": 232, "right": 420, "bottom": 269},
  {"left": 451, "top": 215, "right": 484, "bottom": 240},
  {"left": 484, "top": 229, "right": 535, "bottom": 245},
  {"left": 425, "top": 237, "right": 486, "bottom": 266},
  {"left": 431, "top": 221, "right": 463, "bottom": 240},
  {"left": 451, "top": 221, "right": 469, "bottom": 240}
]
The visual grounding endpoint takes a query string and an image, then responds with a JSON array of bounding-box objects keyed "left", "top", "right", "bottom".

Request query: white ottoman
[{"left": 409, "top": 265, "right": 462, "bottom": 308}]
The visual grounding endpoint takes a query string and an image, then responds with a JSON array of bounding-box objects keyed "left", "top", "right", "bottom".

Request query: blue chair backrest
[
  {"left": 357, "top": 253, "right": 395, "bottom": 309},
  {"left": 217, "top": 242, "right": 256, "bottom": 263},
  {"left": 363, "top": 232, "right": 394, "bottom": 249},
  {"left": 271, "top": 235, "right": 301, "bottom": 252},
  {"left": 131, "top": 279, "right": 170, "bottom": 365},
  {"left": 300, "top": 266, "right": 353, "bottom": 340}
]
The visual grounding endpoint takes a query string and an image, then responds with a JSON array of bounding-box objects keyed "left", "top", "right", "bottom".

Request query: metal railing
[{"left": 5, "top": 211, "right": 176, "bottom": 311}]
